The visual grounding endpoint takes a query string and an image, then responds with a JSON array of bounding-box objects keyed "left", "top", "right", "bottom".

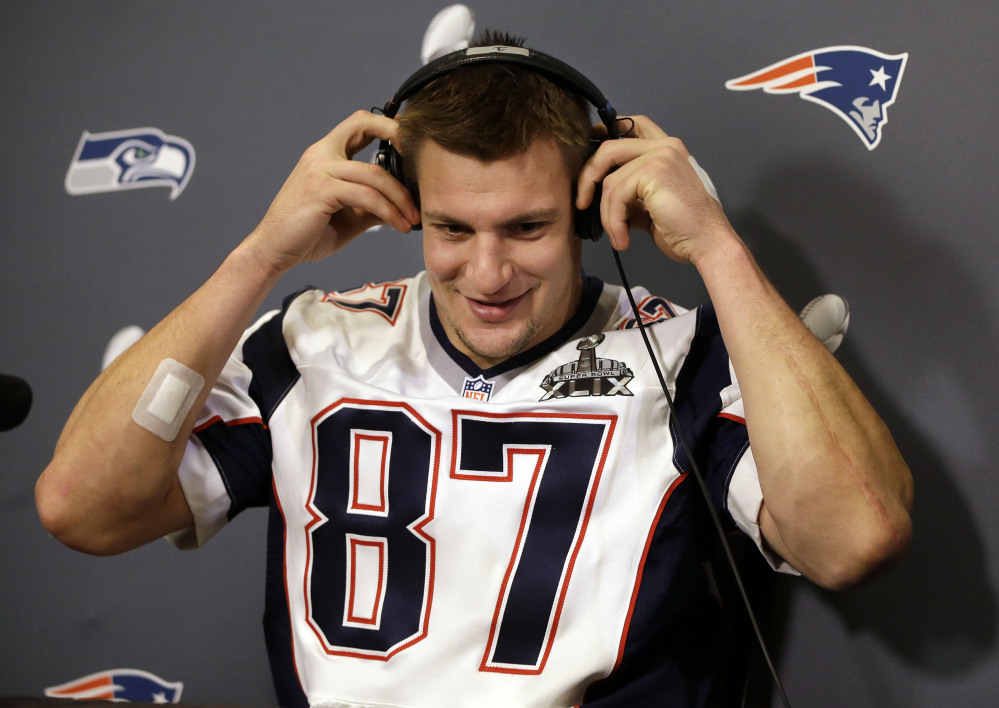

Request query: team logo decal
[
  {"left": 45, "top": 668, "right": 183, "bottom": 703},
  {"left": 65, "top": 127, "right": 196, "bottom": 200},
  {"left": 462, "top": 375, "right": 494, "bottom": 402},
  {"left": 540, "top": 333, "right": 633, "bottom": 401},
  {"left": 726, "top": 46, "right": 908, "bottom": 150}
]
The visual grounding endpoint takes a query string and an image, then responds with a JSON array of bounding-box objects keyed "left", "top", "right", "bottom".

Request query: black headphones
[{"left": 375, "top": 45, "right": 619, "bottom": 242}]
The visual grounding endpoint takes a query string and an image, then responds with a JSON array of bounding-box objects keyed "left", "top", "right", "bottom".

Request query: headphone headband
[
  {"left": 381, "top": 45, "right": 618, "bottom": 137},
  {"left": 375, "top": 44, "right": 618, "bottom": 240}
]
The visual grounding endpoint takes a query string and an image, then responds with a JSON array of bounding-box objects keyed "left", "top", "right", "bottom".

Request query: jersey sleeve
[
  {"left": 717, "top": 394, "right": 798, "bottom": 574},
  {"left": 664, "top": 303, "right": 799, "bottom": 575},
  {"left": 169, "top": 293, "right": 305, "bottom": 549}
]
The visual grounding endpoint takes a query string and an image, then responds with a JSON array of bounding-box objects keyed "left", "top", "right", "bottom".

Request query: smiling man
[
  {"left": 37, "top": 32, "right": 912, "bottom": 708},
  {"left": 419, "top": 138, "right": 582, "bottom": 368}
]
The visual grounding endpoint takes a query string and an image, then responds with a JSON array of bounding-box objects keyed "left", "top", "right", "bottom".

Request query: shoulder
[
  {"left": 598, "top": 281, "right": 688, "bottom": 332},
  {"left": 283, "top": 274, "right": 419, "bottom": 328},
  {"left": 275, "top": 273, "right": 426, "bottom": 369},
  {"left": 237, "top": 274, "right": 422, "bottom": 367},
  {"left": 310, "top": 277, "right": 416, "bottom": 326},
  {"left": 275, "top": 274, "right": 423, "bottom": 346}
]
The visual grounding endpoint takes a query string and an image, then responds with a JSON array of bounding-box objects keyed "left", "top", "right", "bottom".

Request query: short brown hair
[{"left": 395, "top": 31, "right": 592, "bottom": 195}]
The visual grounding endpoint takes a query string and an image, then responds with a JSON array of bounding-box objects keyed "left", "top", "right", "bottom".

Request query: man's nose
[{"left": 467, "top": 233, "right": 514, "bottom": 295}]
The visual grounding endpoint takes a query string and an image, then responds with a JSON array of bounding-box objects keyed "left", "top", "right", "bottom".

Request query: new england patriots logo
[
  {"left": 726, "top": 46, "right": 908, "bottom": 150},
  {"left": 65, "top": 127, "right": 196, "bottom": 199},
  {"left": 45, "top": 668, "right": 183, "bottom": 702}
]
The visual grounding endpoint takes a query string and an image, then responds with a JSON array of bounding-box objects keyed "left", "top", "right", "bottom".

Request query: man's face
[{"left": 417, "top": 137, "right": 583, "bottom": 370}]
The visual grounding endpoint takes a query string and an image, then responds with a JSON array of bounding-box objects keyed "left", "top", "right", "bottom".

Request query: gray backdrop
[{"left": 2, "top": 1, "right": 996, "bottom": 705}]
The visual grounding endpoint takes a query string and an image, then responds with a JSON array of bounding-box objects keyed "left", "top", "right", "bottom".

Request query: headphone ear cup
[
  {"left": 575, "top": 138, "right": 604, "bottom": 241},
  {"left": 376, "top": 140, "right": 423, "bottom": 229},
  {"left": 375, "top": 140, "right": 405, "bottom": 183},
  {"left": 574, "top": 181, "right": 603, "bottom": 242}
]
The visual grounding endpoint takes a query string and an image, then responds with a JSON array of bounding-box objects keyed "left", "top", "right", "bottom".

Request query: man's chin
[{"left": 457, "top": 327, "right": 539, "bottom": 368}]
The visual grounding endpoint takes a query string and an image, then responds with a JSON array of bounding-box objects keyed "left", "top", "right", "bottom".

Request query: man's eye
[
  {"left": 516, "top": 222, "right": 544, "bottom": 234},
  {"left": 436, "top": 224, "right": 466, "bottom": 236}
]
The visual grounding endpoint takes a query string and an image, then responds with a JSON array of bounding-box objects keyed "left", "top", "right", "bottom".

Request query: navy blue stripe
[
  {"left": 196, "top": 289, "right": 306, "bottom": 516},
  {"left": 243, "top": 289, "right": 306, "bottom": 423},
  {"left": 264, "top": 493, "right": 308, "bottom": 707},
  {"left": 249, "top": 292, "right": 309, "bottom": 705},
  {"left": 583, "top": 304, "right": 751, "bottom": 706},
  {"left": 668, "top": 303, "right": 751, "bottom": 522},
  {"left": 196, "top": 420, "right": 273, "bottom": 518},
  {"left": 581, "top": 477, "right": 720, "bottom": 706}
]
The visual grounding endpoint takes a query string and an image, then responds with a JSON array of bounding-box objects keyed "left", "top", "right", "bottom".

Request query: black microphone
[{"left": 0, "top": 373, "right": 33, "bottom": 431}]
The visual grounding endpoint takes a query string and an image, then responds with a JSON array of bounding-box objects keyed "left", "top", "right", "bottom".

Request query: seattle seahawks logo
[
  {"left": 726, "top": 46, "right": 908, "bottom": 150},
  {"left": 540, "top": 333, "right": 633, "bottom": 401},
  {"left": 65, "top": 127, "right": 196, "bottom": 200}
]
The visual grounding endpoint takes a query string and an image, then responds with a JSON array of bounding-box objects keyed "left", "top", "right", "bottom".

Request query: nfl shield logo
[{"left": 462, "top": 376, "right": 494, "bottom": 402}]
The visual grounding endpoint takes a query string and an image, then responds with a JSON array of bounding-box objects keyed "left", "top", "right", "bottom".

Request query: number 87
[{"left": 304, "top": 400, "right": 615, "bottom": 674}]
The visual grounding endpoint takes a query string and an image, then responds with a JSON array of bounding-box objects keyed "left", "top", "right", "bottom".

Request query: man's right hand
[{"left": 246, "top": 110, "right": 421, "bottom": 276}]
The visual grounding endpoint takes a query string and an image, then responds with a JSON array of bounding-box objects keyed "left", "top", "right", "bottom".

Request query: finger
[
  {"left": 348, "top": 162, "right": 421, "bottom": 231},
  {"left": 342, "top": 113, "right": 400, "bottom": 160},
  {"left": 589, "top": 115, "right": 670, "bottom": 141},
  {"left": 626, "top": 115, "right": 669, "bottom": 140},
  {"left": 332, "top": 159, "right": 416, "bottom": 211},
  {"left": 577, "top": 137, "right": 670, "bottom": 210},
  {"left": 327, "top": 160, "right": 419, "bottom": 229},
  {"left": 313, "top": 110, "right": 402, "bottom": 161},
  {"left": 330, "top": 178, "right": 416, "bottom": 234},
  {"left": 599, "top": 176, "right": 633, "bottom": 251}
]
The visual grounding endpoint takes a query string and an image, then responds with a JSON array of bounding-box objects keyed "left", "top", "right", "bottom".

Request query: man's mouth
[{"left": 465, "top": 292, "right": 526, "bottom": 322}]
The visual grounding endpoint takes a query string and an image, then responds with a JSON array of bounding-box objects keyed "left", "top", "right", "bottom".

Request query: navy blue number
[
  {"left": 455, "top": 415, "right": 611, "bottom": 673},
  {"left": 306, "top": 404, "right": 610, "bottom": 673},
  {"left": 307, "top": 403, "right": 436, "bottom": 658}
]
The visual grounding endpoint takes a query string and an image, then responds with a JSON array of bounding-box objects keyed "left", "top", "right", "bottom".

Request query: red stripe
[
  {"left": 718, "top": 412, "right": 745, "bottom": 425},
  {"left": 193, "top": 415, "right": 267, "bottom": 434}
]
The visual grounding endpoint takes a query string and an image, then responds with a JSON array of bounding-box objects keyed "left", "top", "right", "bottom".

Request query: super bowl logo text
[{"left": 540, "top": 334, "right": 633, "bottom": 401}]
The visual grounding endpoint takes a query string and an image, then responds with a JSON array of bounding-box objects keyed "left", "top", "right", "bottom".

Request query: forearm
[
  {"left": 36, "top": 240, "right": 285, "bottom": 555},
  {"left": 693, "top": 230, "right": 913, "bottom": 587}
]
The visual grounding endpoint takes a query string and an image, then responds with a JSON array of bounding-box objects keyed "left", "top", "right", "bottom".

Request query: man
[{"left": 36, "top": 32, "right": 912, "bottom": 707}]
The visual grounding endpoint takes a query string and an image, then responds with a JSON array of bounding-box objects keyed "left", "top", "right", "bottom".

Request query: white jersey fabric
[{"left": 171, "top": 271, "right": 792, "bottom": 708}]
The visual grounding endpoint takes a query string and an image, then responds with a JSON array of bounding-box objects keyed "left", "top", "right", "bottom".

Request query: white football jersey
[{"left": 172, "top": 272, "right": 787, "bottom": 708}]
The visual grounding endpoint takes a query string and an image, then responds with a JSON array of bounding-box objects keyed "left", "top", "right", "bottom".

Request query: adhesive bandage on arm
[{"left": 131, "top": 358, "right": 206, "bottom": 442}]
